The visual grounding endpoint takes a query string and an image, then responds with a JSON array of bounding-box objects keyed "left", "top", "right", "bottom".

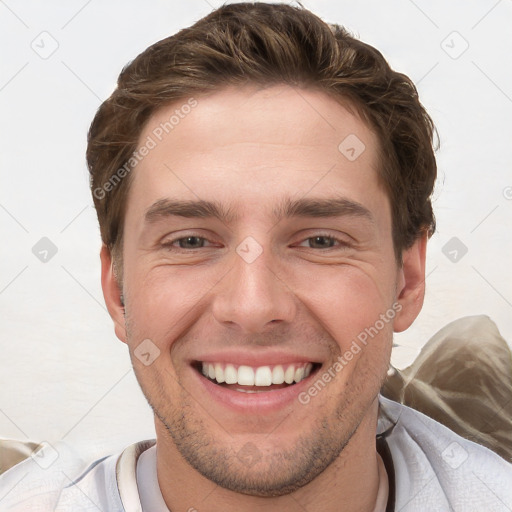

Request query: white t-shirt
[
  {"left": 1, "top": 396, "right": 511, "bottom": 511},
  {"left": 136, "top": 445, "right": 169, "bottom": 512}
]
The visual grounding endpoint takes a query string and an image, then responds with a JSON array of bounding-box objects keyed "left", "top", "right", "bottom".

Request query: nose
[{"left": 211, "top": 241, "right": 297, "bottom": 334}]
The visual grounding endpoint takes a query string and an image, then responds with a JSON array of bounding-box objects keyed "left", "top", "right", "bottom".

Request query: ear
[
  {"left": 393, "top": 232, "right": 428, "bottom": 333},
  {"left": 100, "top": 244, "right": 127, "bottom": 344}
]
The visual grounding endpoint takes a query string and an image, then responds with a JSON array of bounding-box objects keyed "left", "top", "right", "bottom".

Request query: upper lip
[{"left": 190, "top": 349, "right": 323, "bottom": 367}]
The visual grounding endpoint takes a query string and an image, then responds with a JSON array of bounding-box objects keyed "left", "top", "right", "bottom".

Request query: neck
[{"left": 155, "top": 399, "right": 383, "bottom": 512}]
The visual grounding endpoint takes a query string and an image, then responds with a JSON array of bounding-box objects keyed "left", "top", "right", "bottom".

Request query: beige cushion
[
  {"left": 0, "top": 438, "right": 41, "bottom": 475},
  {"left": 382, "top": 315, "right": 512, "bottom": 462}
]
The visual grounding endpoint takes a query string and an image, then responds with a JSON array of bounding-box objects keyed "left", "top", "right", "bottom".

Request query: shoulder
[
  {"left": 378, "top": 396, "right": 512, "bottom": 512},
  {"left": 0, "top": 438, "right": 87, "bottom": 511},
  {"left": 0, "top": 438, "right": 153, "bottom": 511}
]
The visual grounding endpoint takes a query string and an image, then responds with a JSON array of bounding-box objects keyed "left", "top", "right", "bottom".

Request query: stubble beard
[
  {"left": 125, "top": 311, "right": 390, "bottom": 497},
  {"left": 136, "top": 361, "right": 385, "bottom": 497}
]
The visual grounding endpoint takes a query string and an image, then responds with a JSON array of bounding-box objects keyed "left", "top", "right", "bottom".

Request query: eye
[
  {"left": 297, "top": 234, "right": 350, "bottom": 250},
  {"left": 162, "top": 236, "right": 212, "bottom": 250}
]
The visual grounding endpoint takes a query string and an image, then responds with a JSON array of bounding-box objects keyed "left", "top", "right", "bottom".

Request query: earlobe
[
  {"left": 393, "top": 232, "right": 428, "bottom": 333},
  {"left": 100, "top": 244, "right": 127, "bottom": 343}
]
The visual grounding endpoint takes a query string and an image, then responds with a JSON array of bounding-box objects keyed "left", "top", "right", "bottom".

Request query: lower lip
[{"left": 193, "top": 367, "right": 318, "bottom": 413}]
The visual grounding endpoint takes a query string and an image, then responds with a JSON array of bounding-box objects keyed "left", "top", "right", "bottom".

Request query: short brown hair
[{"left": 87, "top": 1, "right": 437, "bottom": 281}]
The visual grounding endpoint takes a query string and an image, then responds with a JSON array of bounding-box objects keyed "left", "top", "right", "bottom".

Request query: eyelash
[{"left": 161, "top": 233, "right": 351, "bottom": 251}]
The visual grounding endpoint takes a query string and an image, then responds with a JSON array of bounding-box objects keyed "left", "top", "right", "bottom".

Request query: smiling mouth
[{"left": 194, "top": 361, "right": 320, "bottom": 393}]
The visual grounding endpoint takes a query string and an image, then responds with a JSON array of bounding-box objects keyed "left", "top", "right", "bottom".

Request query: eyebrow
[
  {"left": 144, "top": 196, "right": 375, "bottom": 225},
  {"left": 145, "top": 198, "right": 239, "bottom": 224},
  {"left": 274, "top": 196, "right": 374, "bottom": 224}
]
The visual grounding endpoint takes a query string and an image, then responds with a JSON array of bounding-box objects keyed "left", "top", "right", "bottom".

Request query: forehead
[{"left": 126, "top": 84, "right": 386, "bottom": 223}]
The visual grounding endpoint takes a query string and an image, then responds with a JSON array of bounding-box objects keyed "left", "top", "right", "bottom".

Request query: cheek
[
  {"left": 125, "top": 264, "right": 218, "bottom": 344},
  {"left": 288, "top": 263, "right": 396, "bottom": 349},
  {"left": 290, "top": 264, "right": 395, "bottom": 396}
]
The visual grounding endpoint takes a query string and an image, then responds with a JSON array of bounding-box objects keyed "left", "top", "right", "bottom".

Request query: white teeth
[
  {"left": 284, "top": 365, "right": 295, "bottom": 384},
  {"left": 224, "top": 364, "right": 238, "bottom": 384},
  {"left": 272, "top": 365, "right": 285, "bottom": 384},
  {"left": 237, "top": 365, "right": 255, "bottom": 386},
  {"left": 254, "top": 366, "right": 272, "bottom": 386},
  {"left": 200, "top": 362, "right": 314, "bottom": 387},
  {"left": 215, "top": 363, "right": 225, "bottom": 383}
]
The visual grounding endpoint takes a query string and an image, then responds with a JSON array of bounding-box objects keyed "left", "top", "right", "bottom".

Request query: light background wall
[{"left": 1, "top": 0, "right": 511, "bottom": 461}]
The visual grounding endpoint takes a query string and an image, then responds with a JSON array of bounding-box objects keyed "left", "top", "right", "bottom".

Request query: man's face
[{"left": 107, "top": 85, "right": 414, "bottom": 495}]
